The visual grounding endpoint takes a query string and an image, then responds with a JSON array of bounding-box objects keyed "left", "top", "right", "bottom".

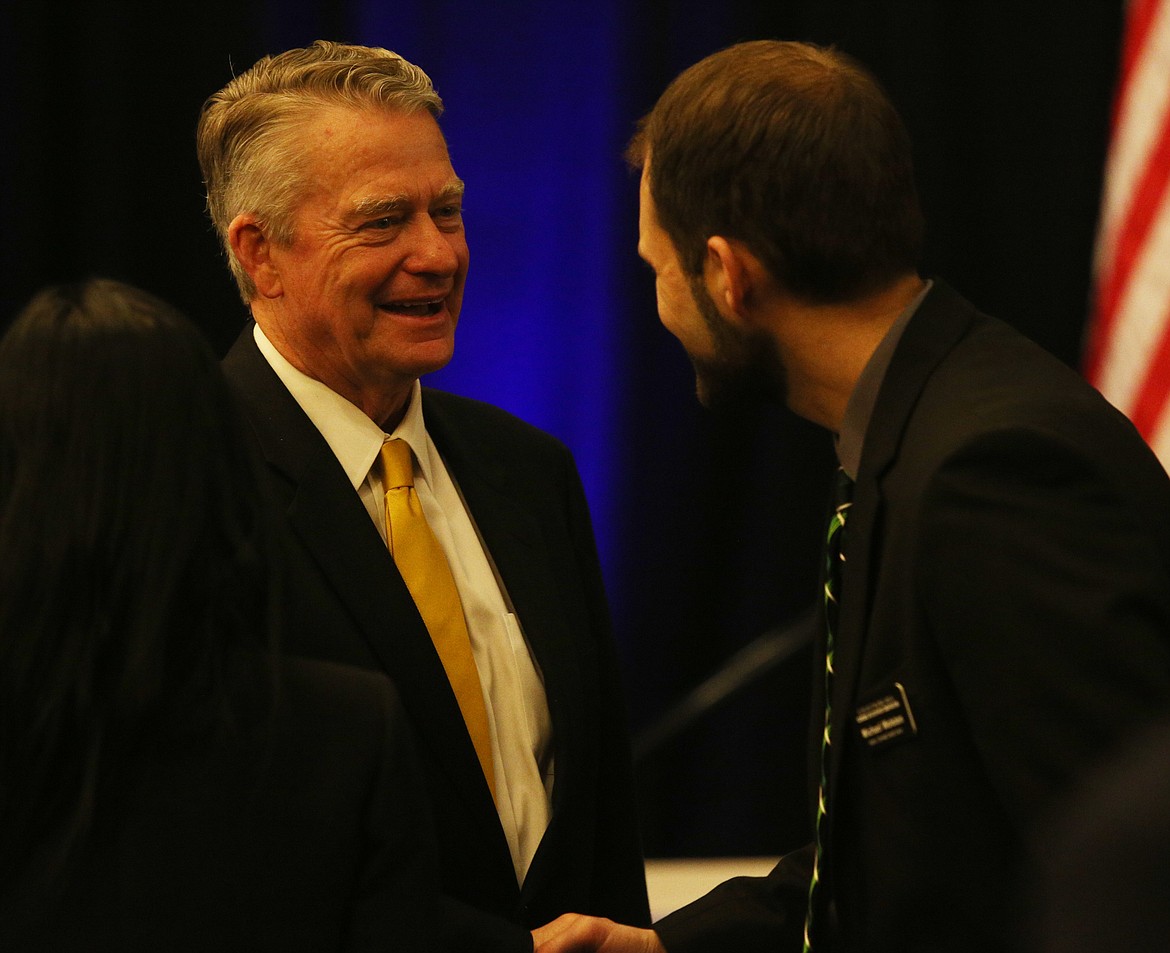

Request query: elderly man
[
  {"left": 197, "top": 40, "right": 648, "bottom": 950},
  {"left": 533, "top": 39, "right": 1170, "bottom": 953}
]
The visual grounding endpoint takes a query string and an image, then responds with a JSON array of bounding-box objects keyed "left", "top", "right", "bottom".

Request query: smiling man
[{"left": 197, "top": 41, "right": 648, "bottom": 951}]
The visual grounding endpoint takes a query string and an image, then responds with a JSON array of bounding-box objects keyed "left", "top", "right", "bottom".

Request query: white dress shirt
[{"left": 254, "top": 325, "right": 553, "bottom": 885}]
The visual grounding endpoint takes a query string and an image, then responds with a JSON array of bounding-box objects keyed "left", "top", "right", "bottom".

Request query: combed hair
[
  {"left": 197, "top": 39, "right": 444, "bottom": 302},
  {"left": 628, "top": 40, "right": 924, "bottom": 304},
  {"left": 0, "top": 279, "right": 278, "bottom": 896}
]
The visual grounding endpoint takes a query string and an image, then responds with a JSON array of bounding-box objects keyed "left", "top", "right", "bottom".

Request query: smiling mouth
[{"left": 380, "top": 298, "right": 445, "bottom": 317}]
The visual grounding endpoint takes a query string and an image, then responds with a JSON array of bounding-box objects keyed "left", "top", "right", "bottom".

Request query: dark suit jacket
[
  {"left": 1030, "top": 715, "right": 1170, "bottom": 952},
  {"left": 223, "top": 327, "right": 649, "bottom": 949},
  {"left": 655, "top": 280, "right": 1170, "bottom": 953},
  {"left": 0, "top": 657, "right": 438, "bottom": 952}
]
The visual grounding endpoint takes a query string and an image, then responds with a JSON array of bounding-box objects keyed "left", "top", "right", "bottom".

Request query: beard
[{"left": 686, "top": 276, "right": 787, "bottom": 409}]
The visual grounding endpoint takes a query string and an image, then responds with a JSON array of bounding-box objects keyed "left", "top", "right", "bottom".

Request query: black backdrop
[{"left": 1, "top": 0, "right": 1124, "bottom": 858}]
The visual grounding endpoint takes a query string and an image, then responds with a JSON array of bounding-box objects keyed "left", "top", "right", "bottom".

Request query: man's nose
[{"left": 404, "top": 216, "right": 461, "bottom": 275}]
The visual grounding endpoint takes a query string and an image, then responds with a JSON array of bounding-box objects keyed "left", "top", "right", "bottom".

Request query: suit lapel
[
  {"left": 224, "top": 329, "right": 503, "bottom": 839},
  {"left": 423, "top": 391, "right": 579, "bottom": 714},
  {"left": 826, "top": 282, "right": 978, "bottom": 812},
  {"left": 423, "top": 392, "right": 585, "bottom": 888}
]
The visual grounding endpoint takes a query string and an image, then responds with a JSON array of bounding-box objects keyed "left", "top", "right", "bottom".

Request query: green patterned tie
[{"left": 803, "top": 466, "right": 854, "bottom": 952}]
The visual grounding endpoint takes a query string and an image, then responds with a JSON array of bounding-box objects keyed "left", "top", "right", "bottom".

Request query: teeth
[{"left": 383, "top": 300, "right": 441, "bottom": 316}]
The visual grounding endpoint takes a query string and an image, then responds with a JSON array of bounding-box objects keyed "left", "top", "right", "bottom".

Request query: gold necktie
[{"left": 379, "top": 438, "right": 496, "bottom": 801}]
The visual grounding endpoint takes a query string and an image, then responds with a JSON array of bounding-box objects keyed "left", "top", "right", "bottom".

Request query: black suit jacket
[
  {"left": 223, "top": 327, "right": 649, "bottom": 948},
  {"left": 1031, "top": 715, "right": 1170, "bottom": 952},
  {"left": 0, "top": 658, "right": 437, "bottom": 952},
  {"left": 655, "top": 280, "right": 1170, "bottom": 952}
]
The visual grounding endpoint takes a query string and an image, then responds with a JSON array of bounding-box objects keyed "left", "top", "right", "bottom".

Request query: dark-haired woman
[{"left": 0, "top": 279, "right": 436, "bottom": 951}]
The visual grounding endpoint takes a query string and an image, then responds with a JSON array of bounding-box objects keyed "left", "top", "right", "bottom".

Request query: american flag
[{"left": 1083, "top": 0, "right": 1170, "bottom": 469}]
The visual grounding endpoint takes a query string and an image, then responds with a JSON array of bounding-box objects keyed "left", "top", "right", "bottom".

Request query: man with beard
[{"left": 532, "top": 39, "right": 1170, "bottom": 953}]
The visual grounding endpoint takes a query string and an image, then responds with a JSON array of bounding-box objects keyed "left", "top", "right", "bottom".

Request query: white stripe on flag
[
  {"left": 1094, "top": 0, "right": 1170, "bottom": 277},
  {"left": 1087, "top": 0, "right": 1170, "bottom": 473},
  {"left": 1096, "top": 194, "right": 1170, "bottom": 409}
]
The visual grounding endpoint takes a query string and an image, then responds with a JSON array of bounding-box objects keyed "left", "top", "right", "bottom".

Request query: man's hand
[{"left": 531, "top": 914, "right": 667, "bottom": 953}]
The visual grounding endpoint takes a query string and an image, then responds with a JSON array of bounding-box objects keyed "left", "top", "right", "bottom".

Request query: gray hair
[{"left": 197, "top": 40, "right": 444, "bottom": 302}]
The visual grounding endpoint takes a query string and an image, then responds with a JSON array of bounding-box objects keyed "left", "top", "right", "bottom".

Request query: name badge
[{"left": 854, "top": 682, "right": 917, "bottom": 749}]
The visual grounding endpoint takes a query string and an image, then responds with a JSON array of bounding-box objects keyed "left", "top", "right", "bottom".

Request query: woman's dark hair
[{"left": 0, "top": 278, "right": 278, "bottom": 893}]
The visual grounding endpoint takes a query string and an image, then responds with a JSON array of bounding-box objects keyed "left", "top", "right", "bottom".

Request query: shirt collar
[
  {"left": 253, "top": 323, "right": 429, "bottom": 488},
  {"left": 835, "top": 279, "right": 932, "bottom": 479},
  {"left": 383, "top": 376, "right": 434, "bottom": 487}
]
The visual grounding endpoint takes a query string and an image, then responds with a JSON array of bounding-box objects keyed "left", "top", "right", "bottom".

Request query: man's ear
[
  {"left": 703, "top": 236, "right": 766, "bottom": 324},
  {"left": 228, "top": 214, "right": 283, "bottom": 299}
]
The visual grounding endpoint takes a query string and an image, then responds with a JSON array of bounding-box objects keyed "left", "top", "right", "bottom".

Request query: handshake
[{"left": 531, "top": 916, "right": 665, "bottom": 953}]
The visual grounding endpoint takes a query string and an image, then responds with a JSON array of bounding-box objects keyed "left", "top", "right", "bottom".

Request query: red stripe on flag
[
  {"left": 1129, "top": 296, "right": 1170, "bottom": 437},
  {"left": 1085, "top": 0, "right": 1170, "bottom": 467},
  {"left": 1085, "top": 108, "right": 1170, "bottom": 382},
  {"left": 1119, "top": 0, "right": 1161, "bottom": 94}
]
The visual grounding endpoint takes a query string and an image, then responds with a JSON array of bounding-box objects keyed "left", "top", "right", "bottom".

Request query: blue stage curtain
[{"left": 348, "top": 1, "right": 632, "bottom": 576}]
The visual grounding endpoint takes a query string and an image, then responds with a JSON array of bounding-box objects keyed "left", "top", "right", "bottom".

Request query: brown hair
[
  {"left": 197, "top": 40, "right": 443, "bottom": 302},
  {"left": 628, "top": 40, "right": 923, "bottom": 304}
]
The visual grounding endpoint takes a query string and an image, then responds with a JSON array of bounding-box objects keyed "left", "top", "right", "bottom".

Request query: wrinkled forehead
[{"left": 293, "top": 105, "right": 459, "bottom": 202}]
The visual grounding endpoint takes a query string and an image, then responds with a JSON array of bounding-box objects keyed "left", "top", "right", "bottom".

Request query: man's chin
[{"left": 692, "top": 357, "right": 782, "bottom": 409}]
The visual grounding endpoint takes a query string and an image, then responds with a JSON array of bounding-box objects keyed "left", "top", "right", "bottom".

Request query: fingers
[
  {"left": 531, "top": 914, "right": 666, "bottom": 953},
  {"left": 531, "top": 914, "right": 611, "bottom": 951},
  {"left": 531, "top": 913, "right": 579, "bottom": 949}
]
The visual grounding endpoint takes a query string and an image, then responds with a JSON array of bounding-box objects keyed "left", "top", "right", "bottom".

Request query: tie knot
[{"left": 380, "top": 439, "right": 415, "bottom": 490}]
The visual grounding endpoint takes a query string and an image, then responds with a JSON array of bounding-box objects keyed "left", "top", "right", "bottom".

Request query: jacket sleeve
[
  {"left": 562, "top": 447, "right": 652, "bottom": 928},
  {"left": 652, "top": 845, "right": 812, "bottom": 953},
  {"left": 916, "top": 428, "right": 1170, "bottom": 825}
]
